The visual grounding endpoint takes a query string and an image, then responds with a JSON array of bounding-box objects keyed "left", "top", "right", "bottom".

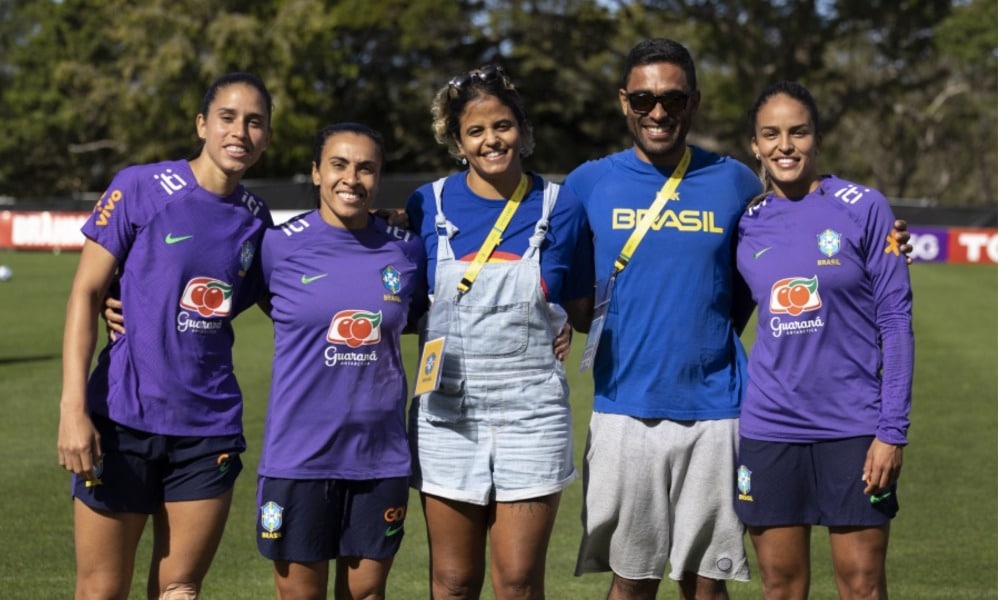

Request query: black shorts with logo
[
  {"left": 72, "top": 414, "right": 244, "bottom": 514},
  {"left": 735, "top": 435, "right": 899, "bottom": 527},
  {"left": 256, "top": 476, "right": 409, "bottom": 562}
]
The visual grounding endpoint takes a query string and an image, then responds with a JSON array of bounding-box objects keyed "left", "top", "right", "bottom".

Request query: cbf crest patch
[
  {"left": 381, "top": 265, "right": 401, "bottom": 294},
  {"left": 260, "top": 501, "right": 284, "bottom": 537},
  {"left": 817, "top": 229, "right": 841, "bottom": 258},
  {"left": 737, "top": 465, "right": 753, "bottom": 501},
  {"left": 239, "top": 241, "right": 255, "bottom": 277}
]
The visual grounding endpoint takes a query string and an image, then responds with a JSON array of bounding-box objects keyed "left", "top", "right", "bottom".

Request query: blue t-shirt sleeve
[
  {"left": 404, "top": 189, "right": 426, "bottom": 236},
  {"left": 735, "top": 159, "right": 764, "bottom": 207},
  {"left": 554, "top": 184, "right": 595, "bottom": 301},
  {"left": 405, "top": 186, "right": 438, "bottom": 291},
  {"left": 730, "top": 267, "right": 755, "bottom": 336},
  {"left": 406, "top": 237, "right": 430, "bottom": 328},
  {"left": 562, "top": 159, "right": 602, "bottom": 209}
]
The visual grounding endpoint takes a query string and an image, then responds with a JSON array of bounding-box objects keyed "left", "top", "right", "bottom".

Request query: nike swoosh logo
[
  {"left": 301, "top": 273, "right": 328, "bottom": 284},
  {"left": 385, "top": 524, "right": 403, "bottom": 537},
  {"left": 753, "top": 247, "right": 772, "bottom": 259},
  {"left": 165, "top": 233, "right": 193, "bottom": 245}
]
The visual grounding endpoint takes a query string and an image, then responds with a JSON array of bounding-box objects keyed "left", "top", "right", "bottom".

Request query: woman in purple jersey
[
  {"left": 253, "top": 123, "right": 427, "bottom": 599},
  {"left": 405, "top": 66, "right": 593, "bottom": 600},
  {"left": 58, "top": 72, "right": 273, "bottom": 600},
  {"left": 734, "top": 81, "right": 914, "bottom": 600}
]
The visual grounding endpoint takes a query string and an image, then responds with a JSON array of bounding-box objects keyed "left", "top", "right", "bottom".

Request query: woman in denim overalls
[{"left": 405, "top": 65, "right": 594, "bottom": 600}]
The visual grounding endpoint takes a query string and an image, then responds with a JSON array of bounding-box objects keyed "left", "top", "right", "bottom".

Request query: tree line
[{"left": 0, "top": 0, "right": 995, "bottom": 206}]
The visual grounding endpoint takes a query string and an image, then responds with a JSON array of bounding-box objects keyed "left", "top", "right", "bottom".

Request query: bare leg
[
  {"left": 828, "top": 524, "right": 890, "bottom": 600},
  {"left": 272, "top": 560, "right": 329, "bottom": 600},
  {"left": 678, "top": 572, "right": 731, "bottom": 600},
  {"left": 488, "top": 493, "right": 561, "bottom": 600},
  {"left": 335, "top": 556, "right": 395, "bottom": 600},
  {"left": 146, "top": 489, "right": 234, "bottom": 599},
  {"left": 74, "top": 498, "right": 148, "bottom": 600},
  {"left": 607, "top": 574, "right": 659, "bottom": 600},
  {"left": 421, "top": 493, "right": 488, "bottom": 599},
  {"left": 747, "top": 525, "right": 811, "bottom": 600}
]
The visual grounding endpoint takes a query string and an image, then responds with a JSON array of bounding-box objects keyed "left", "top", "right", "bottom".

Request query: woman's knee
[{"left": 159, "top": 581, "right": 199, "bottom": 600}]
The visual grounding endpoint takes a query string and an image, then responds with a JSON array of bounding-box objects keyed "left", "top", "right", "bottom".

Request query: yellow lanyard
[
  {"left": 613, "top": 147, "right": 691, "bottom": 272},
  {"left": 457, "top": 174, "right": 530, "bottom": 294}
]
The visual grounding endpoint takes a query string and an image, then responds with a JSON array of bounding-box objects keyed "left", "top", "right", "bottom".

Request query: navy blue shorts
[
  {"left": 256, "top": 476, "right": 409, "bottom": 562},
  {"left": 72, "top": 414, "right": 245, "bottom": 514},
  {"left": 734, "top": 436, "right": 899, "bottom": 528}
]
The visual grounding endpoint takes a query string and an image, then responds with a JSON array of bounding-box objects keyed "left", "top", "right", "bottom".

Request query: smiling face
[
  {"left": 455, "top": 94, "right": 524, "bottom": 197},
  {"left": 194, "top": 82, "right": 271, "bottom": 191},
  {"left": 312, "top": 131, "right": 381, "bottom": 229},
  {"left": 619, "top": 62, "right": 699, "bottom": 167},
  {"left": 751, "top": 92, "right": 822, "bottom": 198}
]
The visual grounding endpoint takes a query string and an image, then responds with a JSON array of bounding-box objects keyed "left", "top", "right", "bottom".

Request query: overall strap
[
  {"left": 432, "top": 177, "right": 459, "bottom": 261},
  {"left": 524, "top": 179, "right": 560, "bottom": 259}
]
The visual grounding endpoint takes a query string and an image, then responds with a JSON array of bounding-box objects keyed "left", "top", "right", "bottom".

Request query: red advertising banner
[
  {"left": 0, "top": 210, "right": 90, "bottom": 251},
  {"left": 947, "top": 227, "right": 998, "bottom": 264},
  {"left": 0, "top": 210, "right": 306, "bottom": 252},
  {"left": 1, "top": 210, "right": 996, "bottom": 265}
]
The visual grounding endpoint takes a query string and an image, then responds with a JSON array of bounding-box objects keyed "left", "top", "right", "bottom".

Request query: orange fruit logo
[
  {"left": 326, "top": 310, "right": 383, "bottom": 348},
  {"left": 768, "top": 276, "right": 822, "bottom": 316},
  {"left": 179, "top": 277, "right": 233, "bottom": 317}
]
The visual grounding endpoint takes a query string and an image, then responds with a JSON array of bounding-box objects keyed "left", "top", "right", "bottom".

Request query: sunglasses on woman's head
[
  {"left": 626, "top": 90, "right": 690, "bottom": 115},
  {"left": 448, "top": 65, "right": 514, "bottom": 97}
]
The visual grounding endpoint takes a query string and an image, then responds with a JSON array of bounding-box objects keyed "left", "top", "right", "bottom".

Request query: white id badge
[{"left": 579, "top": 272, "right": 616, "bottom": 372}]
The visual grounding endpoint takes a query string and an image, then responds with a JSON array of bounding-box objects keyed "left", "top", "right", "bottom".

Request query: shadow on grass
[{"left": 0, "top": 354, "right": 60, "bottom": 365}]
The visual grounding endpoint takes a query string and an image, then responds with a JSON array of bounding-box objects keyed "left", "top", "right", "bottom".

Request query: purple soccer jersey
[
  {"left": 735, "top": 175, "right": 914, "bottom": 444},
  {"left": 82, "top": 160, "right": 272, "bottom": 436},
  {"left": 258, "top": 210, "right": 427, "bottom": 480}
]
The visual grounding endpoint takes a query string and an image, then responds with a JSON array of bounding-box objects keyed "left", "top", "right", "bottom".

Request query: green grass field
[{"left": 0, "top": 251, "right": 995, "bottom": 599}]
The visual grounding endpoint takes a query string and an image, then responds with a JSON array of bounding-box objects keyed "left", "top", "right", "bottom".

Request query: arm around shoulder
[{"left": 563, "top": 295, "right": 595, "bottom": 334}]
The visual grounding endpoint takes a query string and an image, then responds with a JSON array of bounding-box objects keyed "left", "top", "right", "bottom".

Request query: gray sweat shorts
[{"left": 575, "top": 412, "right": 750, "bottom": 583}]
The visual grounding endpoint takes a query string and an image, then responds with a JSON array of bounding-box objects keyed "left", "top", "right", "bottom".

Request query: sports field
[{"left": 0, "top": 251, "right": 995, "bottom": 598}]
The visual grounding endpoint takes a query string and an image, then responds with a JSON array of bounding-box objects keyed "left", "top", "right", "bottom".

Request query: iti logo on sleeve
[
  {"left": 327, "top": 310, "right": 383, "bottom": 348},
  {"left": 179, "top": 277, "right": 233, "bottom": 317}
]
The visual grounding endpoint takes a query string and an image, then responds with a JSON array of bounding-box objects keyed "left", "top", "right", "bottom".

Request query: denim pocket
[
  {"left": 420, "top": 376, "right": 465, "bottom": 423},
  {"left": 454, "top": 301, "right": 530, "bottom": 357}
]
